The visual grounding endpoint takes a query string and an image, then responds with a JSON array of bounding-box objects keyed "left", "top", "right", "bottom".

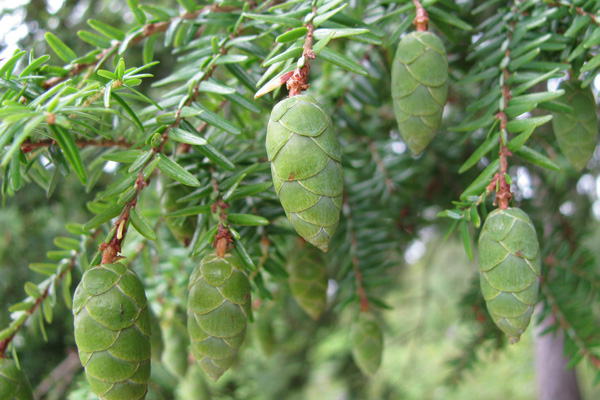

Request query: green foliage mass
[{"left": 0, "top": 0, "right": 600, "bottom": 398}]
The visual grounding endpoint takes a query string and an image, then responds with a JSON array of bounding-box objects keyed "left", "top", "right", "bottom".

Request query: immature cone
[
  {"left": 267, "top": 95, "right": 343, "bottom": 252},
  {"left": 350, "top": 313, "right": 383, "bottom": 376},
  {"left": 391, "top": 31, "right": 448, "bottom": 155},
  {"left": 478, "top": 208, "right": 541, "bottom": 343},
  {"left": 0, "top": 358, "right": 34, "bottom": 400},
  {"left": 160, "top": 178, "right": 197, "bottom": 244},
  {"left": 252, "top": 313, "right": 276, "bottom": 356},
  {"left": 288, "top": 247, "right": 327, "bottom": 319},
  {"left": 187, "top": 252, "right": 251, "bottom": 382},
  {"left": 552, "top": 80, "right": 599, "bottom": 171},
  {"left": 73, "top": 263, "right": 151, "bottom": 400},
  {"left": 175, "top": 364, "right": 212, "bottom": 400},
  {"left": 160, "top": 315, "right": 189, "bottom": 379}
]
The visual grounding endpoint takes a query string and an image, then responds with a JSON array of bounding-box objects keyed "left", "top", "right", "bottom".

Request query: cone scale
[
  {"left": 72, "top": 263, "right": 151, "bottom": 400},
  {"left": 267, "top": 94, "right": 343, "bottom": 252},
  {"left": 478, "top": 208, "right": 541, "bottom": 343}
]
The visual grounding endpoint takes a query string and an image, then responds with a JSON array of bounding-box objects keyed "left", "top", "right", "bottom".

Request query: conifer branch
[
  {"left": 21, "top": 138, "right": 133, "bottom": 153},
  {"left": 42, "top": 4, "right": 239, "bottom": 90},
  {"left": 0, "top": 229, "right": 100, "bottom": 357}
]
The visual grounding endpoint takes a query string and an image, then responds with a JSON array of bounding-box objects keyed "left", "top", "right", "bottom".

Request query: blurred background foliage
[{"left": 1, "top": 0, "right": 600, "bottom": 399}]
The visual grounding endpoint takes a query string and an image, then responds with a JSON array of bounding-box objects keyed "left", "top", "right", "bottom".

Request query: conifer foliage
[{"left": 0, "top": 0, "right": 599, "bottom": 396}]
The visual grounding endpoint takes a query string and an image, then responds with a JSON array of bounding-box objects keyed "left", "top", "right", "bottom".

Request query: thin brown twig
[
  {"left": 343, "top": 194, "right": 369, "bottom": 312},
  {"left": 546, "top": 2, "right": 600, "bottom": 26},
  {"left": 286, "top": 5, "right": 317, "bottom": 96},
  {"left": 100, "top": 23, "right": 244, "bottom": 264},
  {"left": 21, "top": 138, "right": 133, "bottom": 154},
  {"left": 42, "top": 5, "right": 238, "bottom": 90},
  {"left": 412, "top": 0, "right": 429, "bottom": 31}
]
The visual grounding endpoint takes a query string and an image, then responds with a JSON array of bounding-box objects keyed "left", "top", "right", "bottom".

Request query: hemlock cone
[
  {"left": 160, "top": 315, "right": 190, "bottom": 379},
  {"left": 551, "top": 80, "right": 599, "bottom": 171},
  {"left": 391, "top": 31, "right": 448, "bottom": 155},
  {"left": 288, "top": 247, "right": 328, "bottom": 319},
  {"left": 0, "top": 358, "right": 34, "bottom": 400},
  {"left": 266, "top": 94, "right": 343, "bottom": 252},
  {"left": 73, "top": 263, "right": 151, "bottom": 400},
  {"left": 350, "top": 313, "right": 383, "bottom": 376},
  {"left": 187, "top": 252, "right": 251, "bottom": 382},
  {"left": 478, "top": 208, "right": 541, "bottom": 343}
]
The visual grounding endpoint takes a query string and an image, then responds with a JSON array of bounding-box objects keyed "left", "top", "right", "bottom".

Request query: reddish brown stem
[
  {"left": 286, "top": 6, "right": 317, "bottom": 97},
  {"left": 100, "top": 23, "right": 244, "bottom": 263},
  {"left": 494, "top": 47, "right": 514, "bottom": 209},
  {"left": 343, "top": 194, "right": 369, "bottom": 312},
  {"left": 42, "top": 5, "right": 238, "bottom": 90},
  {"left": 21, "top": 138, "right": 133, "bottom": 154},
  {"left": 412, "top": 0, "right": 429, "bottom": 31}
]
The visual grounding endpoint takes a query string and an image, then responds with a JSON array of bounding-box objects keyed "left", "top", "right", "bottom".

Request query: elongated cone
[
  {"left": 552, "top": 80, "right": 599, "bottom": 171},
  {"left": 478, "top": 208, "right": 541, "bottom": 343},
  {"left": 288, "top": 247, "right": 327, "bottom": 319},
  {"left": 160, "top": 316, "right": 189, "bottom": 379},
  {"left": 267, "top": 94, "right": 343, "bottom": 252},
  {"left": 0, "top": 358, "right": 34, "bottom": 400},
  {"left": 391, "top": 31, "right": 448, "bottom": 155},
  {"left": 160, "top": 178, "right": 197, "bottom": 244},
  {"left": 253, "top": 313, "right": 276, "bottom": 356},
  {"left": 73, "top": 263, "right": 151, "bottom": 400},
  {"left": 350, "top": 313, "right": 383, "bottom": 376},
  {"left": 149, "top": 311, "right": 164, "bottom": 362},
  {"left": 188, "top": 252, "right": 251, "bottom": 382}
]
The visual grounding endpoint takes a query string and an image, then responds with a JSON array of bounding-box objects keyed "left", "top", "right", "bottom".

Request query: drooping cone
[
  {"left": 552, "top": 80, "right": 599, "bottom": 171},
  {"left": 0, "top": 358, "right": 34, "bottom": 400},
  {"left": 252, "top": 313, "right": 276, "bottom": 356},
  {"left": 160, "top": 178, "right": 197, "bottom": 244},
  {"left": 267, "top": 94, "right": 343, "bottom": 252},
  {"left": 187, "top": 252, "right": 251, "bottom": 382},
  {"left": 478, "top": 208, "right": 541, "bottom": 343},
  {"left": 391, "top": 31, "right": 448, "bottom": 155},
  {"left": 287, "top": 246, "right": 327, "bottom": 319},
  {"left": 175, "top": 364, "right": 212, "bottom": 400},
  {"left": 350, "top": 313, "right": 383, "bottom": 376},
  {"left": 73, "top": 263, "right": 151, "bottom": 400},
  {"left": 160, "top": 314, "right": 189, "bottom": 379}
]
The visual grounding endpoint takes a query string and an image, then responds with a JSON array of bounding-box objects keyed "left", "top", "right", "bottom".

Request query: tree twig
[
  {"left": 21, "top": 138, "right": 133, "bottom": 154},
  {"left": 286, "top": 5, "right": 317, "bottom": 96},
  {"left": 412, "top": 0, "right": 429, "bottom": 31},
  {"left": 42, "top": 5, "right": 238, "bottom": 90}
]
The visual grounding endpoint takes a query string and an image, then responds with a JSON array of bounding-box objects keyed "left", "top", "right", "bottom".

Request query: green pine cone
[
  {"left": 478, "top": 208, "right": 541, "bottom": 344},
  {"left": 267, "top": 94, "right": 343, "bottom": 252},
  {"left": 288, "top": 247, "right": 327, "bottom": 319},
  {"left": 252, "top": 313, "right": 276, "bottom": 356},
  {"left": 350, "top": 313, "right": 383, "bottom": 376},
  {"left": 391, "top": 31, "right": 448, "bottom": 155},
  {"left": 160, "top": 178, "right": 197, "bottom": 244},
  {"left": 175, "top": 364, "right": 212, "bottom": 400},
  {"left": 0, "top": 358, "right": 34, "bottom": 400},
  {"left": 149, "top": 311, "right": 164, "bottom": 362},
  {"left": 552, "top": 80, "right": 599, "bottom": 171},
  {"left": 187, "top": 252, "right": 251, "bottom": 382},
  {"left": 73, "top": 263, "right": 151, "bottom": 400},
  {"left": 160, "top": 315, "right": 189, "bottom": 379}
]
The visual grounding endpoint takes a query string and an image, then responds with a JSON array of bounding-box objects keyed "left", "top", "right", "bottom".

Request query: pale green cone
[
  {"left": 252, "top": 313, "right": 276, "bottom": 356},
  {"left": 350, "top": 313, "right": 383, "bottom": 376},
  {"left": 160, "top": 315, "right": 189, "bottom": 379},
  {"left": 187, "top": 252, "right": 251, "bottom": 382},
  {"left": 0, "top": 358, "right": 34, "bottom": 400},
  {"left": 267, "top": 94, "right": 343, "bottom": 252},
  {"left": 288, "top": 247, "right": 327, "bottom": 319},
  {"left": 391, "top": 31, "right": 448, "bottom": 155},
  {"left": 552, "top": 80, "right": 599, "bottom": 171},
  {"left": 73, "top": 263, "right": 151, "bottom": 400},
  {"left": 478, "top": 208, "right": 541, "bottom": 343}
]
